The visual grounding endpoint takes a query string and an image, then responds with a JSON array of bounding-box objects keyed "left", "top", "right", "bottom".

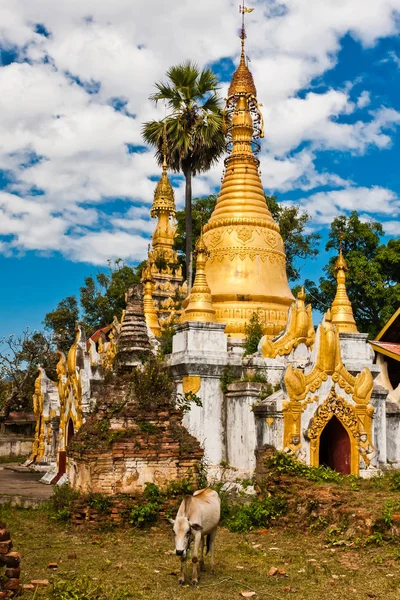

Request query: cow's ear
[
  {"left": 190, "top": 523, "right": 203, "bottom": 532},
  {"left": 168, "top": 518, "right": 175, "bottom": 526}
]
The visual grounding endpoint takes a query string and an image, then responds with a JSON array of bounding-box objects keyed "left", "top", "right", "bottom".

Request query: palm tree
[{"left": 142, "top": 61, "right": 225, "bottom": 292}]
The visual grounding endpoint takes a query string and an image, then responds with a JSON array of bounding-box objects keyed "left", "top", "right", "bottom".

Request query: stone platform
[{"left": 0, "top": 464, "right": 53, "bottom": 508}]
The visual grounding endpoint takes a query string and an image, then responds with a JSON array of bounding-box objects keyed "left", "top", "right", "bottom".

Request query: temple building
[{"left": 29, "top": 7, "right": 400, "bottom": 490}]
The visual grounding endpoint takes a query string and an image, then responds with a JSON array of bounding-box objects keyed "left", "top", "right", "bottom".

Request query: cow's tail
[{"left": 206, "top": 534, "right": 211, "bottom": 555}]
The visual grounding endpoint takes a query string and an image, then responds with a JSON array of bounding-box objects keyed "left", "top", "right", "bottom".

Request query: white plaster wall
[
  {"left": 372, "top": 391, "right": 387, "bottom": 466},
  {"left": 0, "top": 437, "right": 33, "bottom": 458},
  {"left": 173, "top": 324, "right": 227, "bottom": 356},
  {"left": 226, "top": 394, "right": 257, "bottom": 474},
  {"left": 386, "top": 414, "right": 400, "bottom": 463},
  {"left": 182, "top": 377, "right": 224, "bottom": 467}
]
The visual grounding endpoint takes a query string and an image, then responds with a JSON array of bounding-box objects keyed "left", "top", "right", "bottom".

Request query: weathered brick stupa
[{"left": 67, "top": 284, "right": 203, "bottom": 495}]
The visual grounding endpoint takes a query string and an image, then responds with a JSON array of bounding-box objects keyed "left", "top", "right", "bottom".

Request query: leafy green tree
[
  {"left": 304, "top": 212, "right": 400, "bottom": 337},
  {"left": 44, "top": 296, "right": 79, "bottom": 353},
  {"left": 174, "top": 194, "right": 217, "bottom": 276},
  {"left": 266, "top": 196, "right": 321, "bottom": 281},
  {"left": 0, "top": 329, "right": 57, "bottom": 416},
  {"left": 175, "top": 194, "right": 320, "bottom": 283},
  {"left": 142, "top": 62, "right": 225, "bottom": 292},
  {"left": 80, "top": 259, "right": 139, "bottom": 333}
]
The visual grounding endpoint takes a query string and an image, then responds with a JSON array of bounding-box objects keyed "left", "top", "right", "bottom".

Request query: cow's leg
[
  {"left": 191, "top": 534, "right": 201, "bottom": 586},
  {"left": 200, "top": 537, "right": 205, "bottom": 572},
  {"left": 178, "top": 556, "right": 185, "bottom": 585},
  {"left": 208, "top": 528, "right": 217, "bottom": 575}
]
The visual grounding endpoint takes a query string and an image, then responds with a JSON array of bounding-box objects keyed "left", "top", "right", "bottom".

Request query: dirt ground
[
  {"left": 2, "top": 504, "right": 400, "bottom": 600},
  {"left": 0, "top": 464, "right": 53, "bottom": 507}
]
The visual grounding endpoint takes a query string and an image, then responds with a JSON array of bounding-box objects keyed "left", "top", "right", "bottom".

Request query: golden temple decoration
[
  {"left": 331, "top": 249, "right": 358, "bottom": 333},
  {"left": 30, "top": 369, "right": 45, "bottom": 462},
  {"left": 182, "top": 375, "right": 201, "bottom": 395},
  {"left": 99, "top": 316, "right": 121, "bottom": 373},
  {"left": 202, "top": 5, "right": 294, "bottom": 337},
  {"left": 142, "top": 265, "right": 161, "bottom": 336},
  {"left": 307, "top": 387, "right": 361, "bottom": 475},
  {"left": 181, "top": 234, "right": 217, "bottom": 324},
  {"left": 282, "top": 310, "right": 375, "bottom": 472},
  {"left": 261, "top": 288, "right": 315, "bottom": 358},
  {"left": 145, "top": 125, "right": 185, "bottom": 324},
  {"left": 57, "top": 324, "right": 85, "bottom": 448}
]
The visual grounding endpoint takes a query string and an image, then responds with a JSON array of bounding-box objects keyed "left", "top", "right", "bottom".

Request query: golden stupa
[
  {"left": 146, "top": 126, "right": 187, "bottom": 323},
  {"left": 331, "top": 249, "right": 358, "bottom": 333},
  {"left": 181, "top": 233, "right": 216, "bottom": 324},
  {"left": 202, "top": 8, "right": 294, "bottom": 337}
]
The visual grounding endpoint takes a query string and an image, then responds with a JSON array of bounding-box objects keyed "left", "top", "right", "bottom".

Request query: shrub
[
  {"left": 158, "top": 321, "right": 177, "bottom": 356},
  {"left": 220, "top": 367, "right": 236, "bottom": 393},
  {"left": 48, "top": 484, "right": 80, "bottom": 522},
  {"left": 131, "top": 356, "right": 174, "bottom": 409},
  {"left": 243, "top": 312, "right": 264, "bottom": 356},
  {"left": 129, "top": 482, "right": 163, "bottom": 528},
  {"left": 226, "top": 495, "right": 288, "bottom": 533},
  {"left": 165, "top": 479, "right": 194, "bottom": 498},
  {"left": 175, "top": 390, "right": 202, "bottom": 413},
  {"left": 389, "top": 471, "right": 400, "bottom": 491},
  {"left": 87, "top": 493, "right": 112, "bottom": 513},
  {"left": 265, "top": 451, "right": 345, "bottom": 484},
  {"left": 129, "top": 502, "right": 160, "bottom": 528}
]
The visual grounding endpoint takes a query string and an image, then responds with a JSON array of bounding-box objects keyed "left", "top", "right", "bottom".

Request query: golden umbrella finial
[
  {"left": 239, "top": 3, "right": 255, "bottom": 59},
  {"left": 162, "top": 121, "right": 168, "bottom": 171}
]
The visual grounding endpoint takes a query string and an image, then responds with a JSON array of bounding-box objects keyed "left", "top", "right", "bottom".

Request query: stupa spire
[
  {"left": 150, "top": 124, "right": 176, "bottom": 252},
  {"left": 202, "top": 5, "right": 294, "bottom": 337},
  {"left": 181, "top": 232, "right": 216, "bottom": 324},
  {"left": 331, "top": 247, "right": 358, "bottom": 333}
]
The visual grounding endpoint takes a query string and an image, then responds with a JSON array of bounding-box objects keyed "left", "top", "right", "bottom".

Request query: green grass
[
  {"left": 0, "top": 455, "right": 26, "bottom": 464},
  {"left": 2, "top": 505, "right": 400, "bottom": 600}
]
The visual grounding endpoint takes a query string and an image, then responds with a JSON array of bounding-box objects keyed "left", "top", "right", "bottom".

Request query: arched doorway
[
  {"left": 66, "top": 418, "right": 75, "bottom": 447},
  {"left": 319, "top": 416, "right": 351, "bottom": 474}
]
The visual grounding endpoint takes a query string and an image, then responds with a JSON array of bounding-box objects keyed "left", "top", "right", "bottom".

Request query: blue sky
[{"left": 1, "top": 0, "right": 400, "bottom": 338}]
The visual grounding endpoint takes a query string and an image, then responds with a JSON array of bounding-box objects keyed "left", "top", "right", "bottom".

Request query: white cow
[{"left": 169, "top": 488, "right": 221, "bottom": 586}]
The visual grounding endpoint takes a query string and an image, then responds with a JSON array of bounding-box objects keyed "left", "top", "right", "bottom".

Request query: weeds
[
  {"left": 49, "top": 576, "right": 130, "bottom": 599},
  {"left": 265, "top": 451, "right": 347, "bottom": 484},
  {"left": 47, "top": 484, "right": 80, "bottom": 522},
  {"left": 87, "top": 493, "right": 112, "bottom": 513},
  {"left": 226, "top": 495, "right": 288, "bottom": 533}
]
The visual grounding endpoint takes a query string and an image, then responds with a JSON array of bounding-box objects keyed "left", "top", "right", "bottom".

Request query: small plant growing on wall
[{"left": 244, "top": 312, "right": 264, "bottom": 356}]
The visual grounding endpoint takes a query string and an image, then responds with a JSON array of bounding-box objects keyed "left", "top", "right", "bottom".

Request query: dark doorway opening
[
  {"left": 319, "top": 416, "right": 351, "bottom": 475},
  {"left": 67, "top": 418, "right": 75, "bottom": 447}
]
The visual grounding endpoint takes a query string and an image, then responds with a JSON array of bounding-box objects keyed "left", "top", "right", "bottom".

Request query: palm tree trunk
[{"left": 185, "top": 169, "right": 193, "bottom": 294}]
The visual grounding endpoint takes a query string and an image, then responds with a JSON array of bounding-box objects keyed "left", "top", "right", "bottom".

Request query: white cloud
[
  {"left": 0, "top": 0, "right": 400, "bottom": 264},
  {"left": 381, "top": 220, "right": 400, "bottom": 235},
  {"left": 295, "top": 186, "right": 400, "bottom": 225}
]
